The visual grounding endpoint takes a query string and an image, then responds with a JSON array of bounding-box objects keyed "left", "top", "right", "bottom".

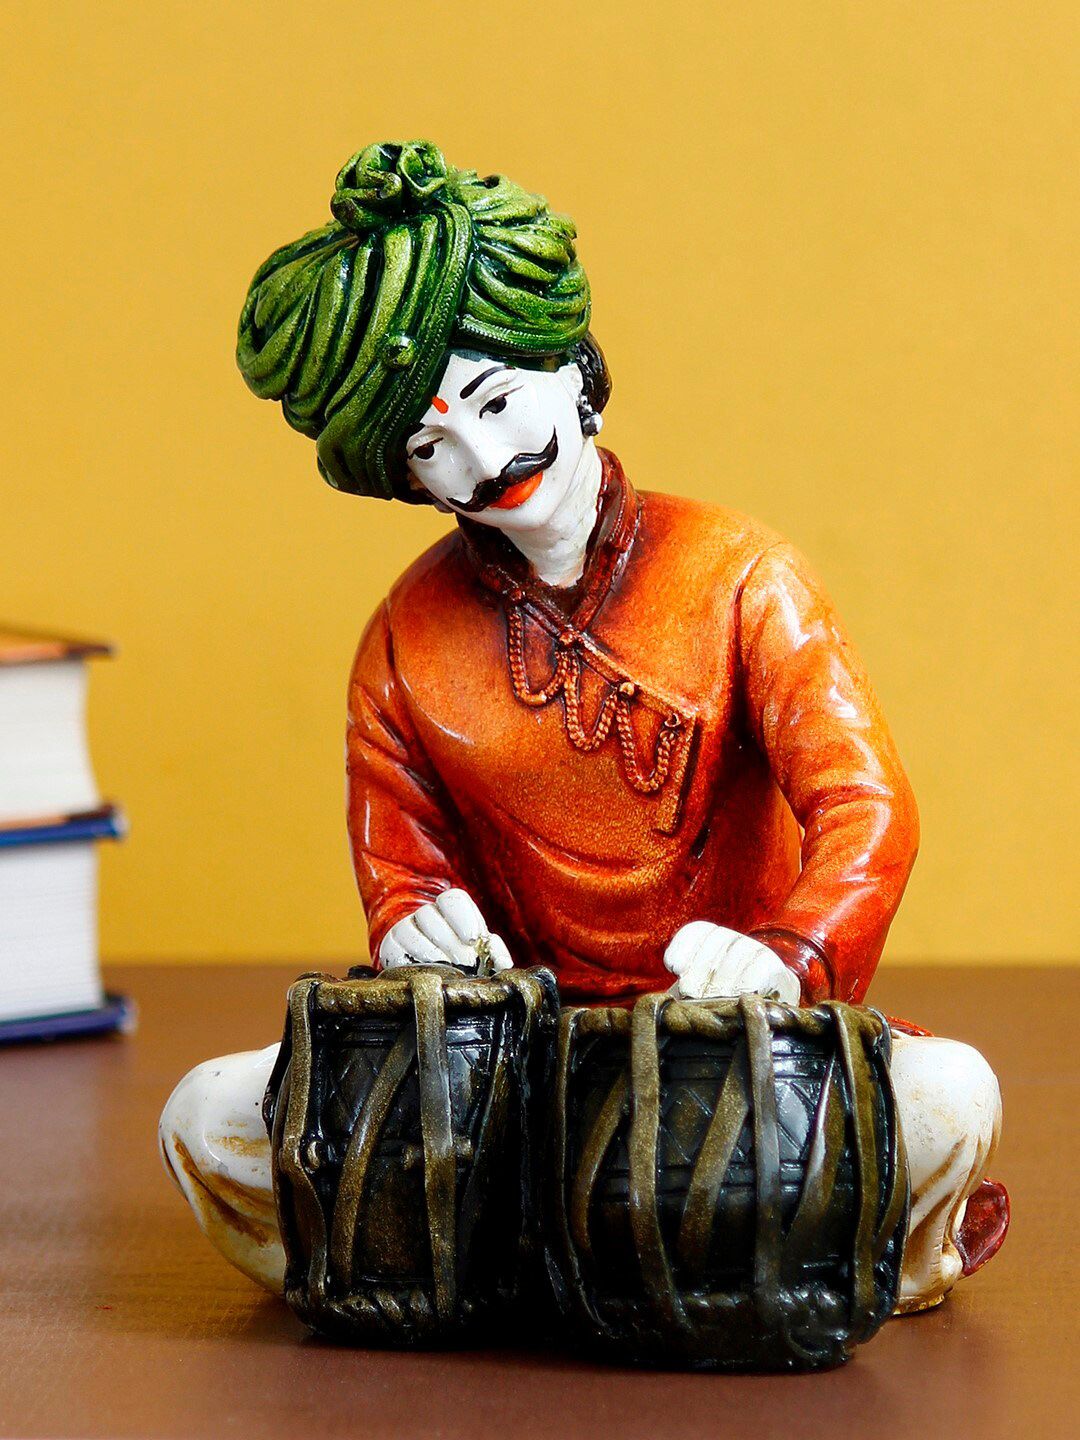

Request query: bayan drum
[
  {"left": 264, "top": 963, "right": 557, "bottom": 1343},
  {"left": 547, "top": 992, "right": 909, "bottom": 1370}
]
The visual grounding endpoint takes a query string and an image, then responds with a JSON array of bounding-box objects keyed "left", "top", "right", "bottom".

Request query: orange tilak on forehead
[{"left": 431, "top": 396, "right": 449, "bottom": 414}]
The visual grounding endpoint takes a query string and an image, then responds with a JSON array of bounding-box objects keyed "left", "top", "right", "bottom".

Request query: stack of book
[{"left": 0, "top": 625, "right": 131, "bottom": 1041}]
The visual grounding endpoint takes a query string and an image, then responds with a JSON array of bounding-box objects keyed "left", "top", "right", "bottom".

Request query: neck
[{"left": 505, "top": 442, "right": 603, "bottom": 587}]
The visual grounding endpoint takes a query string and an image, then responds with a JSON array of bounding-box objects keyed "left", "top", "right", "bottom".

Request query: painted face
[{"left": 405, "top": 352, "right": 590, "bottom": 532}]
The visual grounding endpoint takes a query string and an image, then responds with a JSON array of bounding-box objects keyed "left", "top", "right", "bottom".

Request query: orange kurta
[{"left": 346, "top": 452, "right": 918, "bottom": 1004}]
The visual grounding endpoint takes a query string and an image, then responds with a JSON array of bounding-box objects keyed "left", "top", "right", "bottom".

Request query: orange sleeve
[
  {"left": 346, "top": 602, "right": 474, "bottom": 962},
  {"left": 737, "top": 544, "right": 919, "bottom": 1003}
]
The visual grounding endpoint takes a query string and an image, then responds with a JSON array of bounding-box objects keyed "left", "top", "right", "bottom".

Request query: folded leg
[
  {"left": 889, "top": 1031, "right": 1003, "bottom": 1312},
  {"left": 159, "top": 1043, "right": 284, "bottom": 1293}
]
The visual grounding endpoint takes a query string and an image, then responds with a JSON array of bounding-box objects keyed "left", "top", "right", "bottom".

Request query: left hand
[
  {"left": 379, "top": 889, "right": 513, "bottom": 975},
  {"left": 663, "top": 922, "right": 801, "bottom": 1005}
]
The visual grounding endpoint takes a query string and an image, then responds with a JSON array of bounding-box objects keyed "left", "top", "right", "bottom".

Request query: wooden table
[{"left": 0, "top": 964, "right": 1075, "bottom": 1439}]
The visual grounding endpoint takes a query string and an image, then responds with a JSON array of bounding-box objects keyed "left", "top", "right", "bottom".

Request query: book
[
  {"left": 0, "top": 807, "right": 125, "bottom": 1026},
  {"left": 0, "top": 991, "right": 136, "bottom": 1045},
  {"left": 0, "top": 625, "right": 112, "bottom": 824},
  {"left": 0, "top": 626, "right": 128, "bottom": 1036}
]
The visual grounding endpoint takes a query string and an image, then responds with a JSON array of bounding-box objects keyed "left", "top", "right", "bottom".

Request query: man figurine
[{"left": 160, "top": 141, "right": 1007, "bottom": 1313}]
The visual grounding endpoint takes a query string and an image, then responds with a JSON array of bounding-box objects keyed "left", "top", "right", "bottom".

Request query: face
[{"left": 405, "top": 352, "right": 591, "bottom": 531}]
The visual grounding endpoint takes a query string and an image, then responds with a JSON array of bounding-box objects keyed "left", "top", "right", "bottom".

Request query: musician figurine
[{"left": 160, "top": 141, "right": 1008, "bottom": 1340}]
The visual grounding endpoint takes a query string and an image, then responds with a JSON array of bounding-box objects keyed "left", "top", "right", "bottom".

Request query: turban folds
[{"left": 237, "top": 141, "right": 592, "bottom": 500}]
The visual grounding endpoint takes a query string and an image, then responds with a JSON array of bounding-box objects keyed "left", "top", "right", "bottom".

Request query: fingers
[
  {"left": 487, "top": 933, "right": 514, "bottom": 972},
  {"left": 663, "top": 920, "right": 719, "bottom": 977},
  {"left": 435, "top": 889, "right": 486, "bottom": 944},
  {"left": 412, "top": 904, "right": 477, "bottom": 969},
  {"left": 382, "top": 915, "right": 454, "bottom": 969},
  {"left": 713, "top": 930, "right": 773, "bottom": 984},
  {"left": 732, "top": 948, "right": 801, "bottom": 1004},
  {"left": 665, "top": 923, "right": 800, "bottom": 1003},
  {"left": 378, "top": 891, "right": 514, "bottom": 975},
  {"left": 378, "top": 930, "right": 412, "bottom": 969},
  {"left": 665, "top": 922, "right": 745, "bottom": 994}
]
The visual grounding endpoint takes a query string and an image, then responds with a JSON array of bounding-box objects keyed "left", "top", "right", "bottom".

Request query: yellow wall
[{"left": 2, "top": 3, "right": 1076, "bottom": 963}]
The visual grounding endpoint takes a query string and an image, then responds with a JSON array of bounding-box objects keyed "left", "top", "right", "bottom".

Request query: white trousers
[{"left": 159, "top": 1030, "right": 1001, "bottom": 1312}]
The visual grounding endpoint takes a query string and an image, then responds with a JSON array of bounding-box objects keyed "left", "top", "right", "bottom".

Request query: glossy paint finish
[{"left": 346, "top": 450, "right": 919, "bottom": 1004}]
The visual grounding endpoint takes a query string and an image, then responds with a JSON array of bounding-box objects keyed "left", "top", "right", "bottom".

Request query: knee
[
  {"left": 890, "top": 1034, "right": 1002, "bottom": 1171},
  {"left": 158, "top": 1056, "right": 215, "bottom": 1190},
  {"left": 158, "top": 1043, "right": 285, "bottom": 1294},
  {"left": 159, "top": 1043, "right": 279, "bottom": 1193},
  {"left": 951, "top": 1042, "right": 1002, "bottom": 1144}
]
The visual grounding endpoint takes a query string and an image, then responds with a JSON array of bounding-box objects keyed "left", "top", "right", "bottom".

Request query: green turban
[{"left": 236, "top": 141, "right": 592, "bottom": 500}]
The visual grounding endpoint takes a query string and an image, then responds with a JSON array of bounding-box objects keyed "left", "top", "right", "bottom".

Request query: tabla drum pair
[{"left": 264, "top": 966, "right": 908, "bottom": 1369}]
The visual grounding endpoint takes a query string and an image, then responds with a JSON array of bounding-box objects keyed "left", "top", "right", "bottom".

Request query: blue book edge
[
  {"left": 0, "top": 805, "right": 126, "bottom": 850},
  {"left": 0, "top": 992, "right": 137, "bottom": 1045}
]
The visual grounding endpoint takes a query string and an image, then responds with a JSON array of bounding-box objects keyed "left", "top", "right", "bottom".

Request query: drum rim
[{"left": 563, "top": 995, "right": 893, "bottom": 1046}]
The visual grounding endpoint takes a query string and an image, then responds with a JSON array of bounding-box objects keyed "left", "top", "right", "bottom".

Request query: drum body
[
  {"left": 547, "top": 993, "right": 909, "bottom": 1371},
  {"left": 264, "top": 964, "right": 557, "bottom": 1344}
]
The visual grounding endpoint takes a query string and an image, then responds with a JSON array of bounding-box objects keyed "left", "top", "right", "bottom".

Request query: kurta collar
[{"left": 459, "top": 449, "right": 639, "bottom": 632}]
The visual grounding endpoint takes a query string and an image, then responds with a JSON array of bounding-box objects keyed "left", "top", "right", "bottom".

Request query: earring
[{"left": 577, "top": 394, "right": 602, "bottom": 436}]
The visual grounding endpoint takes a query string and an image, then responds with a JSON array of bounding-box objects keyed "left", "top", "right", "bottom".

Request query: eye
[
  {"left": 410, "top": 441, "right": 436, "bottom": 462},
  {"left": 479, "top": 393, "right": 509, "bottom": 418}
]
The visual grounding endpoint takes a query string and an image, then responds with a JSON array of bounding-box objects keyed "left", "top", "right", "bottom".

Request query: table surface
[{"left": 0, "top": 963, "right": 1076, "bottom": 1440}]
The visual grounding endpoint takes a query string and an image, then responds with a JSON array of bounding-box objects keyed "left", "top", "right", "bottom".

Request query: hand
[
  {"left": 379, "top": 889, "right": 513, "bottom": 975},
  {"left": 663, "top": 921, "right": 801, "bottom": 1005}
]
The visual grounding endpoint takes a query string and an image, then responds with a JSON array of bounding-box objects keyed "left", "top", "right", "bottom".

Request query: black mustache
[{"left": 451, "top": 429, "right": 559, "bottom": 513}]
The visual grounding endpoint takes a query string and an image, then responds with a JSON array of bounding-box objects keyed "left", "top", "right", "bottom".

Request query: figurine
[{"left": 160, "top": 142, "right": 1008, "bottom": 1355}]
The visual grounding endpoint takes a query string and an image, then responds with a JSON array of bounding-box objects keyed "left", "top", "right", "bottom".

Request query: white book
[
  {"left": 0, "top": 660, "right": 101, "bottom": 822},
  {"left": 0, "top": 838, "right": 104, "bottom": 1021}
]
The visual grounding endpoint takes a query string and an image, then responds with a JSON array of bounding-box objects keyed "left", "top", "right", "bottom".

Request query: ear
[
  {"left": 556, "top": 360, "right": 585, "bottom": 402},
  {"left": 558, "top": 359, "right": 603, "bottom": 437}
]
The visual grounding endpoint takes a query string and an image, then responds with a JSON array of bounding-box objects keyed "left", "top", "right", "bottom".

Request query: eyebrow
[{"left": 459, "top": 364, "right": 510, "bottom": 400}]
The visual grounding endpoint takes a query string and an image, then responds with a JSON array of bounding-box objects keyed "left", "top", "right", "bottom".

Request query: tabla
[
  {"left": 546, "top": 992, "right": 909, "bottom": 1370},
  {"left": 263, "top": 963, "right": 558, "bottom": 1343}
]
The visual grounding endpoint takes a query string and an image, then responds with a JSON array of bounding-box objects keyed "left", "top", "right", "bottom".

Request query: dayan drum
[
  {"left": 264, "top": 963, "right": 557, "bottom": 1343},
  {"left": 546, "top": 993, "right": 909, "bottom": 1371}
]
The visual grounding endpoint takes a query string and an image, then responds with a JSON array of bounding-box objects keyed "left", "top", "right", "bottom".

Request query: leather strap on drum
[
  {"left": 627, "top": 993, "right": 688, "bottom": 1333},
  {"left": 741, "top": 997, "right": 785, "bottom": 1329},
  {"left": 277, "top": 978, "right": 330, "bottom": 1311},
  {"left": 410, "top": 970, "right": 458, "bottom": 1323},
  {"left": 329, "top": 1027, "right": 416, "bottom": 1292},
  {"left": 826, "top": 1002, "right": 909, "bottom": 1341},
  {"left": 676, "top": 1035, "right": 749, "bottom": 1271}
]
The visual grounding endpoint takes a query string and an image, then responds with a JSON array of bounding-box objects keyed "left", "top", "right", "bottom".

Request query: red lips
[{"left": 488, "top": 471, "right": 544, "bottom": 510}]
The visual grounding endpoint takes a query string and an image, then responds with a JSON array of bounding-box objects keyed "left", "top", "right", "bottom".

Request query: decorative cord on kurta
[{"left": 506, "top": 601, "right": 683, "bottom": 797}]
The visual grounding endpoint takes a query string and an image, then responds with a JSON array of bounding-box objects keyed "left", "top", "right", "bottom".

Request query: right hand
[
  {"left": 663, "top": 921, "right": 801, "bottom": 1005},
  {"left": 378, "top": 889, "right": 513, "bottom": 975}
]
